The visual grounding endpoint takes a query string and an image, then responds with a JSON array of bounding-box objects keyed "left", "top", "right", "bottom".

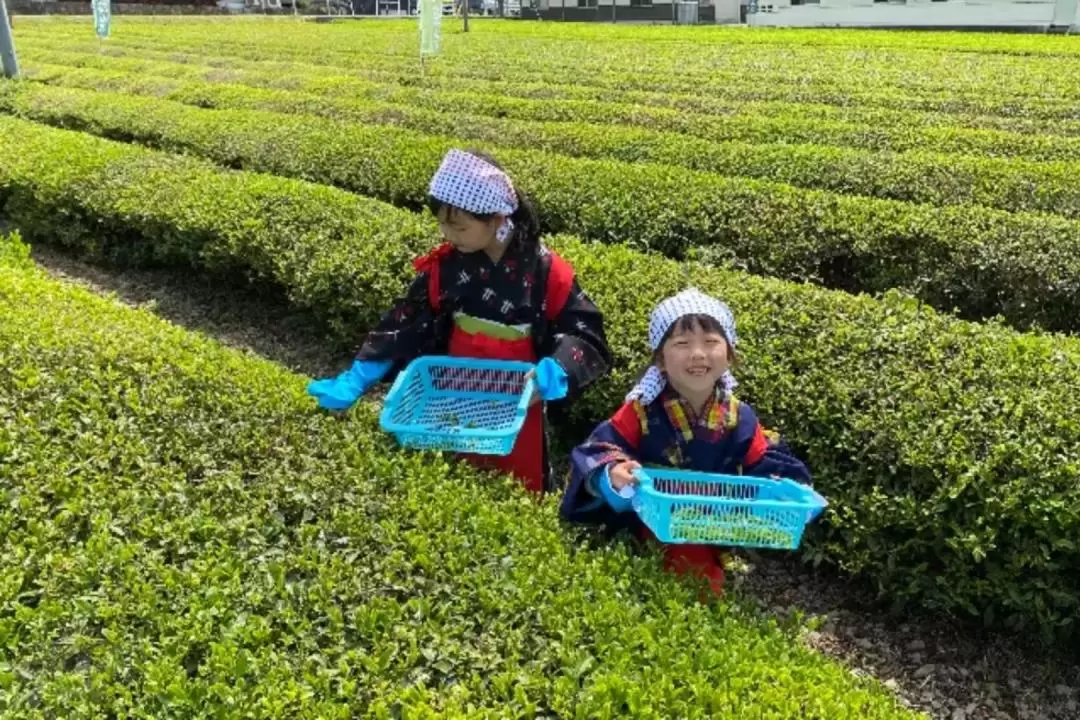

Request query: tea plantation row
[
  {"left": 3, "top": 116, "right": 1080, "bottom": 641},
  {"left": 0, "top": 232, "right": 920, "bottom": 719},
  {"left": 19, "top": 22, "right": 1080, "bottom": 117},
  {"left": 21, "top": 46, "right": 1080, "bottom": 160},
  {"left": 19, "top": 64, "right": 1080, "bottom": 209},
  {"left": 5, "top": 83, "right": 1080, "bottom": 334}
]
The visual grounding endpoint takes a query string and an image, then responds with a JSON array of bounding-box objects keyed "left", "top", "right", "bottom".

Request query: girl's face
[
  {"left": 658, "top": 318, "right": 731, "bottom": 402},
  {"left": 437, "top": 206, "right": 504, "bottom": 254}
]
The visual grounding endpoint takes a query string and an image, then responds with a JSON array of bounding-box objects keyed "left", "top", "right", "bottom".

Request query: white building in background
[{"left": 747, "top": 0, "right": 1080, "bottom": 31}]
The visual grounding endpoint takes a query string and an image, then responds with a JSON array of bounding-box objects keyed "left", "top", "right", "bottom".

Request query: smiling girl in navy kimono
[
  {"left": 561, "top": 289, "right": 810, "bottom": 595},
  {"left": 308, "top": 149, "right": 612, "bottom": 494}
]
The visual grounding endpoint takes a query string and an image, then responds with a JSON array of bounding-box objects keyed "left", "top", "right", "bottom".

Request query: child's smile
[{"left": 659, "top": 321, "right": 732, "bottom": 412}]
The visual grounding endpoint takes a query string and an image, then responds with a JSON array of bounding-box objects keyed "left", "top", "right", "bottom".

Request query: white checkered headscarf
[
  {"left": 429, "top": 149, "right": 519, "bottom": 243},
  {"left": 626, "top": 288, "right": 738, "bottom": 405}
]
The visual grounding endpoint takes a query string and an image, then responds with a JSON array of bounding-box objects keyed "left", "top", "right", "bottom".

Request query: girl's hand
[
  {"left": 609, "top": 461, "right": 642, "bottom": 490},
  {"left": 525, "top": 359, "right": 568, "bottom": 406}
]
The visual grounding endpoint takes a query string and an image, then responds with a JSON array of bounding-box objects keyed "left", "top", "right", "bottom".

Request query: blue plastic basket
[
  {"left": 632, "top": 468, "right": 827, "bottom": 550},
  {"left": 379, "top": 356, "right": 536, "bottom": 456}
]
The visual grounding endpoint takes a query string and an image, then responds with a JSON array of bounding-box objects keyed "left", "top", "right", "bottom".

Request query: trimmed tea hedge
[
  {"left": 23, "top": 41, "right": 1080, "bottom": 142},
  {"left": 19, "top": 67, "right": 1080, "bottom": 191},
  {"left": 21, "top": 15, "right": 1080, "bottom": 57},
  {"left": 0, "top": 116, "right": 436, "bottom": 338},
  {"left": 4, "top": 118, "right": 1080, "bottom": 641},
  {"left": 22, "top": 50, "right": 1080, "bottom": 163},
  {"left": 0, "top": 232, "right": 919, "bottom": 718},
  {"left": 6, "top": 91, "right": 1080, "bottom": 334},
  {"left": 18, "top": 27, "right": 1080, "bottom": 120}
]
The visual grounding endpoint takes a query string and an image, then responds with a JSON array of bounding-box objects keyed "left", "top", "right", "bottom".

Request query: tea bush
[
  {"left": 5, "top": 95, "right": 1080, "bottom": 333},
  {"left": 3, "top": 120, "right": 1080, "bottom": 640},
  {"left": 0, "top": 231, "right": 920, "bottom": 719},
  {"left": 20, "top": 54, "right": 1080, "bottom": 163}
]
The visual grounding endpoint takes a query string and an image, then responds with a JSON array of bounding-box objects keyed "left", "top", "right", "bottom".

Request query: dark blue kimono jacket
[{"left": 561, "top": 385, "right": 811, "bottom": 532}]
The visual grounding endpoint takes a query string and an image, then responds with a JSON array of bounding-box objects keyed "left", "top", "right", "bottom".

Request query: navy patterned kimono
[
  {"left": 562, "top": 385, "right": 812, "bottom": 531},
  {"left": 357, "top": 236, "right": 612, "bottom": 493},
  {"left": 356, "top": 238, "right": 610, "bottom": 399}
]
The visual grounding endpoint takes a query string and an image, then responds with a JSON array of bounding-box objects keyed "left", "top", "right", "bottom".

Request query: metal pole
[
  {"left": 0, "top": 0, "right": 17, "bottom": 79},
  {"left": 463, "top": 0, "right": 469, "bottom": 31}
]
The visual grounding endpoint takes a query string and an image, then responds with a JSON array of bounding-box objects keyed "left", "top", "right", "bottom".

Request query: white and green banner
[
  {"left": 419, "top": 0, "right": 441, "bottom": 58},
  {"left": 92, "top": 0, "right": 111, "bottom": 39}
]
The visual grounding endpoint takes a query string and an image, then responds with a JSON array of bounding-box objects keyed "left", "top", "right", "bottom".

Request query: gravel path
[
  {"left": 30, "top": 245, "right": 1080, "bottom": 720},
  {"left": 30, "top": 245, "right": 349, "bottom": 379},
  {"left": 730, "top": 553, "right": 1079, "bottom": 720}
]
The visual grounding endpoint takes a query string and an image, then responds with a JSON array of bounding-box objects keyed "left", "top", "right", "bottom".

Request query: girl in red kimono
[
  {"left": 561, "top": 289, "right": 810, "bottom": 595},
  {"left": 308, "top": 149, "right": 612, "bottom": 494}
]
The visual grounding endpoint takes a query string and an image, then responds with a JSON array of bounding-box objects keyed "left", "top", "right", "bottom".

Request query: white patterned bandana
[
  {"left": 626, "top": 288, "right": 739, "bottom": 406},
  {"left": 429, "top": 149, "right": 519, "bottom": 243}
]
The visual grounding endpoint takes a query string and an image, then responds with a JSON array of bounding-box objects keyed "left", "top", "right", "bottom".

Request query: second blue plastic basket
[
  {"left": 631, "top": 468, "right": 827, "bottom": 550},
  {"left": 379, "top": 356, "right": 536, "bottom": 456}
]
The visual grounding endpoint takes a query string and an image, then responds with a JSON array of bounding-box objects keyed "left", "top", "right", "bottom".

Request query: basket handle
[
  {"left": 776, "top": 478, "right": 828, "bottom": 520},
  {"left": 383, "top": 363, "right": 411, "bottom": 408},
  {"left": 518, "top": 363, "right": 539, "bottom": 416},
  {"left": 379, "top": 360, "right": 417, "bottom": 432}
]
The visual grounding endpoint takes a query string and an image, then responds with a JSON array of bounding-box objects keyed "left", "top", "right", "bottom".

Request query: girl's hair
[
  {"left": 426, "top": 150, "right": 542, "bottom": 250},
  {"left": 654, "top": 313, "right": 736, "bottom": 363}
]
